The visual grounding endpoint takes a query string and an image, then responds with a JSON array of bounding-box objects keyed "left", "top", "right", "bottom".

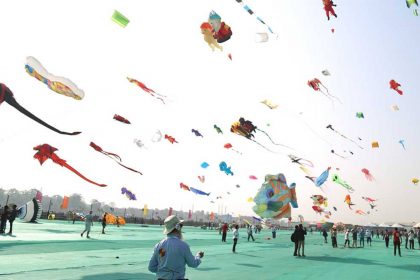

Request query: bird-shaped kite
[
  {"left": 389, "top": 80, "right": 403, "bottom": 95},
  {"left": 0, "top": 83, "right": 81, "bottom": 136},
  {"left": 164, "top": 134, "right": 178, "bottom": 144},
  {"left": 214, "top": 124, "right": 223, "bottom": 134},
  {"left": 33, "top": 144, "right": 106, "bottom": 187},
  {"left": 192, "top": 129, "right": 203, "bottom": 137}
]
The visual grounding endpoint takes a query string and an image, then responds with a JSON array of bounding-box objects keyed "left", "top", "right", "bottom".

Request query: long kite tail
[
  {"left": 256, "top": 128, "right": 295, "bottom": 150},
  {"left": 61, "top": 161, "right": 107, "bottom": 187},
  {"left": 248, "top": 138, "right": 276, "bottom": 153},
  {"left": 114, "top": 161, "right": 143, "bottom": 175},
  {"left": 5, "top": 92, "right": 81, "bottom": 136}
]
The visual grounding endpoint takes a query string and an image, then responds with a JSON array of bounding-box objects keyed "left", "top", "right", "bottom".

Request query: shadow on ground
[
  {"left": 301, "top": 255, "right": 382, "bottom": 266},
  {"left": 81, "top": 272, "right": 155, "bottom": 280}
]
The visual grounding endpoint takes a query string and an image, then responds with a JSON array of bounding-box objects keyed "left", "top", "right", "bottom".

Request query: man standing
[
  {"left": 247, "top": 225, "right": 255, "bottom": 242},
  {"left": 148, "top": 215, "right": 204, "bottom": 279},
  {"left": 101, "top": 212, "right": 107, "bottom": 234},
  {"left": 296, "top": 224, "right": 307, "bottom": 257},
  {"left": 81, "top": 211, "right": 93, "bottom": 238},
  {"left": 359, "top": 228, "right": 365, "bottom": 248},
  {"left": 393, "top": 228, "right": 402, "bottom": 257},
  {"left": 7, "top": 205, "right": 17, "bottom": 235},
  {"left": 366, "top": 229, "right": 372, "bottom": 246},
  {"left": 221, "top": 223, "right": 228, "bottom": 242}
]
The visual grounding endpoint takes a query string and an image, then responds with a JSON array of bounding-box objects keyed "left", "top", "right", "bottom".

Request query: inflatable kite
[
  {"left": 311, "top": 195, "right": 328, "bottom": 207},
  {"left": 180, "top": 183, "right": 190, "bottom": 191},
  {"left": 208, "top": 11, "right": 233, "bottom": 43},
  {"left": 308, "top": 78, "right": 341, "bottom": 104},
  {"left": 261, "top": 99, "right": 278, "bottom": 109},
  {"left": 0, "top": 83, "right": 81, "bottom": 135},
  {"left": 234, "top": 0, "right": 276, "bottom": 34},
  {"left": 412, "top": 178, "right": 419, "bottom": 185},
  {"left": 214, "top": 124, "right": 223, "bottom": 134},
  {"left": 312, "top": 205, "right": 331, "bottom": 216},
  {"left": 17, "top": 198, "right": 42, "bottom": 223},
  {"left": 332, "top": 174, "right": 354, "bottom": 193},
  {"left": 322, "top": 0, "right": 338, "bottom": 21},
  {"left": 190, "top": 187, "right": 210, "bottom": 196},
  {"left": 121, "top": 187, "right": 137, "bottom": 200},
  {"left": 113, "top": 114, "right": 131, "bottom": 124},
  {"left": 192, "top": 129, "right": 203, "bottom": 137},
  {"left": 105, "top": 214, "right": 126, "bottom": 225},
  {"left": 326, "top": 125, "right": 363, "bottom": 149},
  {"left": 344, "top": 195, "right": 355, "bottom": 210},
  {"left": 25, "top": 56, "right": 84, "bottom": 100},
  {"left": 219, "top": 161, "right": 234, "bottom": 175},
  {"left": 200, "top": 22, "right": 223, "bottom": 51},
  {"left": 252, "top": 173, "right": 298, "bottom": 219},
  {"left": 90, "top": 142, "right": 142, "bottom": 175},
  {"left": 306, "top": 167, "right": 331, "bottom": 187},
  {"left": 33, "top": 144, "right": 107, "bottom": 187},
  {"left": 111, "top": 10, "right": 130, "bottom": 28},
  {"left": 361, "top": 168, "right": 374, "bottom": 181},
  {"left": 389, "top": 79, "right": 403, "bottom": 95},
  {"left": 164, "top": 134, "right": 178, "bottom": 144},
  {"left": 127, "top": 77, "right": 166, "bottom": 104}
]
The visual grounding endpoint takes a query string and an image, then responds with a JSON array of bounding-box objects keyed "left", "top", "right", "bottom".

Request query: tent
[
  {"left": 378, "top": 223, "right": 391, "bottom": 228},
  {"left": 391, "top": 223, "right": 405, "bottom": 228},
  {"left": 365, "top": 223, "right": 378, "bottom": 228},
  {"left": 413, "top": 223, "right": 420, "bottom": 228}
]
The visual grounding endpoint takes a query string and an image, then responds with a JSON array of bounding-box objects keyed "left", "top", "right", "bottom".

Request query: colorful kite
[
  {"left": 0, "top": 83, "right": 81, "bottom": 136},
  {"left": 412, "top": 178, "right": 419, "bottom": 185},
  {"left": 261, "top": 99, "right": 278, "bottom": 109},
  {"left": 198, "top": 176, "right": 205, "bottom": 183},
  {"left": 201, "top": 162, "right": 209, "bottom": 168},
  {"left": 214, "top": 124, "right": 223, "bottom": 134},
  {"left": 252, "top": 173, "right": 298, "bottom": 219},
  {"left": 312, "top": 205, "right": 331, "bottom": 216},
  {"left": 398, "top": 140, "right": 406, "bottom": 150},
  {"left": 355, "top": 210, "right": 366, "bottom": 215},
  {"left": 371, "top": 141, "right": 379, "bottom": 148},
  {"left": 190, "top": 187, "right": 210, "bottom": 196},
  {"left": 326, "top": 125, "right": 363, "bottom": 149},
  {"left": 362, "top": 197, "right": 377, "bottom": 204},
  {"left": 389, "top": 79, "right": 403, "bottom": 95},
  {"left": 361, "top": 168, "right": 374, "bottom": 181},
  {"left": 407, "top": 0, "right": 419, "bottom": 8},
  {"left": 25, "top": 56, "right": 84, "bottom": 100},
  {"left": 200, "top": 22, "right": 223, "bottom": 51},
  {"left": 356, "top": 112, "right": 364, "bottom": 118},
  {"left": 322, "top": 0, "right": 338, "bottom": 20},
  {"left": 180, "top": 183, "right": 190, "bottom": 191},
  {"left": 121, "top": 187, "right": 137, "bottom": 200},
  {"left": 127, "top": 77, "right": 166, "bottom": 104},
  {"left": 308, "top": 78, "right": 341, "bottom": 104},
  {"left": 207, "top": 11, "right": 233, "bottom": 43},
  {"left": 332, "top": 174, "right": 354, "bottom": 193},
  {"left": 344, "top": 195, "right": 355, "bottom": 210},
  {"left": 311, "top": 195, "right": 328, "bottom": 207},
  {"left": 60, "top": 196, "right": 69, "bottom": 209},
  {"left": 219, "top": 161, "right": 234, "bottom": 176},
  {"left": 312, "top": 167, "right": 331, "bottom": 187},
  {"left": 113, "top": 114, "right": 131, "bottom": 124},
  {"left": 234, "top": 0, "right": 276, "bottom": 34},
  {"left": 33, "top": 144, "right": 106, "bottom": 187},
  {"left": 192, "top": 129, "right": 203, "bottom": 137},
  {"left": 90, "top": 142, "right": 142, "bottom": 175},
  {"left": 164, "top": 134, "right": 178, "bottom": 144},
  {"left": 288, "top": 154, "right": 314, "bottom": 167},
  {"left": 111, "top": 10, "right": 130, "bottom": 28}
]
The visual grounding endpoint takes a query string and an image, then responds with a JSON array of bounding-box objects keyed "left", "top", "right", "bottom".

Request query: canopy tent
[
  {"left": 391, "top": 223, "right": 405, "bottom": 228},
  {"left": 378, "top": 223, "right": 391, "bottom": 228},
  {"left": 413, "top": 223, "right": 420, "bottom": 228},
  {"left": 365, "top": 223, "right": 378, "bottom": 227}
]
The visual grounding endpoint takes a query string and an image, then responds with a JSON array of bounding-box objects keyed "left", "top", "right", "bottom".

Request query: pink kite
[
  {"left": 249, "top": 175, "right": 258, "bottom": 180},
  {"left": 361, "top": 168, "right": 374, "bottom": 181}
]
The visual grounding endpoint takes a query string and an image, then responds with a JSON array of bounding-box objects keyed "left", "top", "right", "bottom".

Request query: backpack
[{"left": 291, "top": 233, "right": 296, "bottom": 242}]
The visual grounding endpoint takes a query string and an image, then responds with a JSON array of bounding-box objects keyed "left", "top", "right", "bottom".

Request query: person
[
  {"left": 393, "top": 228, "right": 402, "bottom": 257},
  {"left": 322, "top": 229, "right": 328, "bottom": 243},
  {"left": 232, "top": 224, "right": 239, "bottom": 253},
  {"left": 101, "top": 212, "right": 107, "bottom": 234},
  {"left": 271, "top": 226, "right": 277, "bottom": 239},
  {"left": 331, "top": 228, "right": 338, "bottom": 248},
  {"left": 384, "top": 230, "right": 390, "bottom": 248},
  {"left": 344, "top": 229, "right": 350, "bottom": 248},
  {"left": 366, "top": 229, "right": 372, "bottom": 246},
  {"left": 404, "top": 229, "right": 409, "bottom": 249},
  {"left": 292, "top": 225, "right": 299, "bottom": 256},
  {"left": 72, "top": 212, "right": 77, "bottom": 224},
  {"left": 81, "top": 211, "right": 93, "bottom": 238},
  {"left": 148, "top": 215, "right": 204, "bottom": 279},
  {"left": 296, "top": 224, "right": 307, "bottom": 257},
  {"left": 7, "top": 205, "right": 17, "bottom": 235},
  {"left": 221, "top": 223, "right": 228, "bottom": 242},
  {"left": 322, "top": 0, "right": 338, "bottom": 21},
  {"left": 417, "top": 229, "right": 420, "bottom": 249},
  {"left": 310, "top": 227, "right": 313, "bottom": 234},
  {"left": 247, "top": 225, "right": 255, "bottom": 242},
  {"left": 359, "top": 228, "right": 365, "bottom": 248},
  {"left": 352, "top": 228, "right": 358, "bottom": 248},
  {"left": 376, "top": 230, "right": 380, "bottom": 239},
  {"left": 0, "top": 205, "right": 9, "bottom": 234},
  {"left": 409, "top": 230, "right": 415, "bottom": 250},
  {"left": 116, "top": 216, "right": 120, "bottom": 227}
]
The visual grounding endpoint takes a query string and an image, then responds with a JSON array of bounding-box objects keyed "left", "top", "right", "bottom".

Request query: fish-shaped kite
[
  {"left": 127, "top": 77, "right": 166, "bottom": 104},
  {"left": 312, "top": 206, "right": 331, "bottom": 216},
  {"left": 344, "top": 195, "right": 355, "bottom": 210},
  {"left": 219, "top": 161, "right": 234, "bottom": 176},
  {"left": 0, "top": 83, "right": 81, "bottom": 136},
  {"left": 164, "top": 134, "right": 178, "bottom": 144},
  {"left": 190, "top": 187, "right": 210, "bottom": 196},
  {"left": 33, "top": 144, "right": 106, "bottom": 187},
  {"left": 114, "top": 114, "right": 131, "bottom": 124},
  {"left": 310, "top": 195, "right": 328, "bottom": 207}
]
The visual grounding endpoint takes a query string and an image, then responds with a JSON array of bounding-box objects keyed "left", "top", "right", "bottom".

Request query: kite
[
  {"left": 311, "top": 195, "right": 328, "bottom": 207},
  {"left": 17, "top": 198, "right": 42, "bottom": 223},
  {"left": 314, "top": 167, "right": 331, "bottom": 187},
  {"left": 389, "top": 80, "right": 403, "bottom": 95},
  {"left": 0, "top": 83, "right": 81, "bottom": 136},
  {"left": 356, "top": 112, "right": 364, "bottom": 118},
  {"left": 298, "top": 215, "right": 304, "bottom": 223},
  {"left": 249, "top": 175, "right": 258, "bottom": 180},
  {"left": 228, "top": 53, "right": 232, "bottom": 60},
  {"left": 60, "top": 196, "right": 69, "bottom": 209},
  {"left": 398, "top": 140, "right": 406, "bottom": 150},
  {"left": 201, "top": 162, "right": 209, "bottom": 168},
  {"left": 127, "top": 77, "right": 166, "bottom": 104},
  {"left": 252, "top": 173, "right": 298, "bottom": 219},
  {"left": 33, "top": 144, "right": 106, "bottom": 187},
  {"left": 198, "top": 176, "right": 205, "bottom": 183},
  {"left": 25, "top": 56, "right": 84, "bottom": 100},
  {"left": 312, "top": 206, "right": 331, "bottom": 216},
  {"left": 362, "top": 197, "right": 377, "bottom": 204},
  {"left": 236, "top": 184, "right": 241, "bottom": 188},
  {"left": 164, "top": 134, "right": 178, "bottom": 144},
  {"left": 113, "top": 114, "right": 131, "bottom": 124},
  {"left": 391, "top": 105, "right": 400, "bottom": 111},
  {"left": 151, "top": 130, "right": 163, "bottom": 142},
  {"left": 105, "top": 214, "right": 126, "bottom": 225},
  {"left": 407, "top": 0, "right": 419, "bottom": 8},
  {"left": 333, "top": 207, "right": 337, "bottom": 211},
  {"left": 111, "top": 10, "right": 130, "bottom": 28},
  {"left": 371, "top": 141, "right": 379, "bottom": 148},
  {"left": 326, "top": 125, "right": 363, "bottom": 149},
  {"left": 344, "top": 195, "right": 355, "bottom": 210},
  {"left": 332, "top": 174, "right": 354, "bottom": 193},
  {"left": 200, "top": 22, "right": 223, "bottom": 51},
  {"left": 361, "top": 168, "right": 374, "bottom": 181},
  {"left": 412, "top": 178, "right": 419, "bottom": 185},
  {"left": 190, "top": 187, "right": 210, "bottom": 196},
  {"left": 224, "top": 143, "right": 242, "bottom": 154},
  {"left": 192, "top": 129, "right": 203, "bottom": 137},
  {"left": 308, "top": 78, "right": 341, "bottom": 104},
  {"left": 90, "top": 142, "right": 143, "bottom": 175},
  {"left": 180, "top": 183, "right": 190, "bottom": 191},
  {"left": 133, "top": 138, "right": 146, "bottom": 148},
  {"left": 214, "top": 124, "right": 223, "bottom": 134},
  {"left": 207, "top": 11, "right": 233, "bottom": 43},
  {"left": 322, "top": 69, "right": 331, "bottom": 76},
  {"left": 288, "top": 154, "right": 314, "bottom": 167},
  {"left": 261, "top": 99, "right": 278, "bottom": 109},
  {"left": 255, "top": 33, "right": 269, "bottom": 43},
  {"left": 231, "top": 117, "right": 293, "bottom": 152},
  {"left": 234, "top": 0, "right": 276, "bottom": 34},
  {"left": 322, "top": 0, "right": 338, "bottom": 21},
  {"left": 121, "top": 187, "right": 137, "bottom": 200},
  {"left": 355, "top": 210, "right": 366, "bottom": 215},
  {"left": 219, "top": 161, "right": 234, "bottom": 176}
]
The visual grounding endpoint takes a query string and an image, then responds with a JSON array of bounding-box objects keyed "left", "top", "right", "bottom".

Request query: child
[{"left": 232, "top": 225, "right": 239, "bottom": 253}]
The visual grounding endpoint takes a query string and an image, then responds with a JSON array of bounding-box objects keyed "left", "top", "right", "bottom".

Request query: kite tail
[
  {"left": 6, "top": 95, "right": 81, "bottom": 136},
  {"left": 256, "top": 128, "right": 294, "bottom": 150},
  {"left": 115, "top": 161, "right": 143, "bottom": 175},
  {"left": 103, "top": 151, "right": 122, "bottom": 162},
  {"left": 61, "top": 162, "right": 107, "bottom": 187},
  {"left": 248, "top": 138, "right": 276, "bottom": 153}
]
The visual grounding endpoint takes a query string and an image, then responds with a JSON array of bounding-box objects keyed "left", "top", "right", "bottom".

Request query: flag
[
  {"left": 143, "top": 204, "right": 148, "bottom": 216},
  {"left": 35, "top": 191, "right": 43, "bottom": 202},
  {"left": 60, "top": 196, "right": 69, "bottom": 209},
  {"left": 188, "top": 210, "right": 192, "bottom": 219}
]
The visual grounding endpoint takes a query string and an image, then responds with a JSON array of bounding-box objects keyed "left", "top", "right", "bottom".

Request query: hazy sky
[{"left": 0, "top": 0, "right": 419, "bottom": 225}]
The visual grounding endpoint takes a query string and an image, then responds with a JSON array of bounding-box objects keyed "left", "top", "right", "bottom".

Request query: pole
[
  {"left": 5, "top": 195, "right": 10, "bottom": 205},
  {"left": 47, "top": 199, "right": 52, "bottom": 213},
  {"left": 124, "top": 208, "right": 127, "bottom": 218}
]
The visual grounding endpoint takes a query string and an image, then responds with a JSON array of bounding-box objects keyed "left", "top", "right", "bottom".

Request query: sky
[{"left": 0, "top": 0, "right": 419, "bottom": 225}]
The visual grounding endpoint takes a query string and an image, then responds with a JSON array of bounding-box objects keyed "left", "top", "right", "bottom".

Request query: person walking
[
  {"left": 81, "top": 211, "right": 93, "bottom": 238},
  {"left": 148, "top": 215, "right": 204, "bottom": 279},
  {"left": 409, "top": 230, "right": 415, "bottom": 250},
  {"left": 322, "top": 229, "right": 328, "bottom": 243},
  {"left": 404, "top": 230, "right": 409, "bottom": 249},
  {"left": 366, "top": 229, "right": 372, "bottom": 246},
  {"left": 221, "top": 223, "right": 228, "bottom": 242},
  {"left": 384, "top": 230, "right": 390, "bottom": 248},
  {"left": 272, "top": 226, "right": 277, "bottom": 239},
  {"left": 352, "top": 228, "right": 358, "bottom": 248},
  {"left": 72, "top": 212, "right": 77, "bottom": 224},
  {"left": 101, "top": 212, "right": 107, "bottom": 234},
  {"left": 393, "top": 228, "right": 402, "bottom": 257},
  {"left": 296, "top": 224, "right": 307, "bottom": 257},
  {"left": 344, "top": 229, "right": 350, "bottom": 248},
  {"left": 7, "top": 205, "right": 17, "bottom": 235},
  {"left": 359, "top": 228, "right": 365, "bottom": 248},
  {"left": 247, "top": 225, "right": 255, "bottom": 242},
  {"left": 232, "top": 224, "right": 239, "bottom": 253},
  {"left": 331, "top": 228, "right": 338, "bottom": 248}
]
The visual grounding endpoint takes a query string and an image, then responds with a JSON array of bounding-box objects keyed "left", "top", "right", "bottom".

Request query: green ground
[{"left": 0, "top": 220, "right": 419, "bottom": 280}]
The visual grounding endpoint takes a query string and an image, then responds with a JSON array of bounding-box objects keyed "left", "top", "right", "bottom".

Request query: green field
[{"left": 0, "top": 220, "right": 419, "bottom": 280}]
